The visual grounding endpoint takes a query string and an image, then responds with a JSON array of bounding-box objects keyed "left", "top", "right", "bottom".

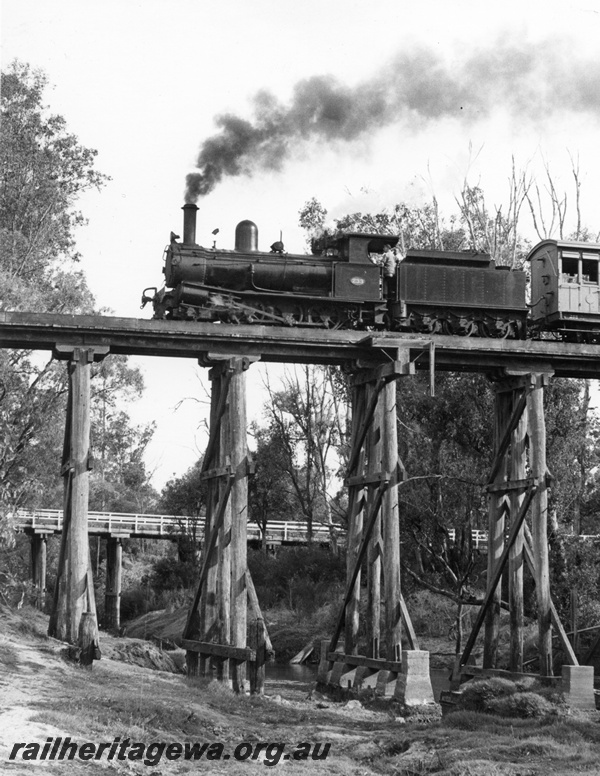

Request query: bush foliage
[
  {"left": 248, "top": 546, "right": 345, "bottom": 612},
  {"left": 456, "top": 677, "right": 566, "bottom": 719}
]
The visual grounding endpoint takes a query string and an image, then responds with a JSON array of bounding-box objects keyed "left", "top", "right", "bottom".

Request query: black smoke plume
[{"left": 185, "top": 40, "right": 600, "bottom": 203}]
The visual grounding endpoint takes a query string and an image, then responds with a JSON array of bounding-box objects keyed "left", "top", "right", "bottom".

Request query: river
[{"left": 265, "top": 663, "right": 451, "bottom": 702}]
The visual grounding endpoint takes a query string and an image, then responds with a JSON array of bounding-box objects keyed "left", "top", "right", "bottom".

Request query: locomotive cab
[
  {"left": 311, "top": 232, "right": 399, "bottom": 262},
  {"left": 528, "top": 240, "right": 600, "bottom": 335}
]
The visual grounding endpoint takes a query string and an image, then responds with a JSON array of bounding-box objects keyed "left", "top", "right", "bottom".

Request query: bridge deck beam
[{"left": 3, "top": 311, "right": 600, "bottom": 376}]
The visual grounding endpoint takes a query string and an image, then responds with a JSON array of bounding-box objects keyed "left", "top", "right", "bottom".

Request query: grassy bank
[{"left": 2, "top": 603, "right": 600, "bottom": 775}]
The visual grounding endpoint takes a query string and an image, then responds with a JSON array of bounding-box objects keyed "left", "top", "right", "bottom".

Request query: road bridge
[
  {"left": 16, "top": 509, "right": 496, "bottom": 548},
  {"left": 14, "top": 508, "right": 332, "bottom": 544},
  {"left": 16, "top": 507, "right": 335, "bottom": 638}
]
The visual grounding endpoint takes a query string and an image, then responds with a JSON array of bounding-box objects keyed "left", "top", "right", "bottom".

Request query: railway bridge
[{"left": 1, "top": 310, "right": 599, "bottom": 701}]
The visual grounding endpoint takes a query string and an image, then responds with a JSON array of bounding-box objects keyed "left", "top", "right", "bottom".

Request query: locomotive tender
[{"left": 141, "top": 204, "right": 600, "bottom": 340}]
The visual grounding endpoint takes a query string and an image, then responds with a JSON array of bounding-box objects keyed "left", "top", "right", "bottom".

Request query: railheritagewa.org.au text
[{"left": 8, "top": 737, "right": 332, "bottom": 767}]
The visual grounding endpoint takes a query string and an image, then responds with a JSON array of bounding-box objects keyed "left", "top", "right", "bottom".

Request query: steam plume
[{"left": 185, "top": 39, "right": 600, "bottom": 203}]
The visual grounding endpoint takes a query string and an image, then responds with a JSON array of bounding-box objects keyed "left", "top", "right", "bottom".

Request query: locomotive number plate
[{"left": 350, "top": 277, "right": 365, "bottom": 286}]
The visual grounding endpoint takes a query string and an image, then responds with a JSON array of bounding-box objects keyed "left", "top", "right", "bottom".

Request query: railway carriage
[{"left": 528, "top": 239, "right": 600, "bottom": 341}]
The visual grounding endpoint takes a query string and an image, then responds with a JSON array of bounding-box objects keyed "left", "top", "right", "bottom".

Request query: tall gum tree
[{"left": 0, "top": 62, "right": 152, "bottom": 535}]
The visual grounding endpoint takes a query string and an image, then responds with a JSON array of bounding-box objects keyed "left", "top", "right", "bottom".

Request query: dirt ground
[{"left": 3, "top": 605, "right": 600, "bottom": 776}]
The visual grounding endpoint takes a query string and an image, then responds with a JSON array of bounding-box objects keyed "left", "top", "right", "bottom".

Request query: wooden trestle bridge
[{"left": 1, "top": 310, "right": 597, "bottom": 703}]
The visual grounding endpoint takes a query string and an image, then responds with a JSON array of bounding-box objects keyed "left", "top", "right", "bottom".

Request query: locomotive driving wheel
[
  {"left": 281, "top": 304, "right": 304, "bottom": 326},
  {"left": 307, "top": 305, "right": 336, "bottom": 328}
]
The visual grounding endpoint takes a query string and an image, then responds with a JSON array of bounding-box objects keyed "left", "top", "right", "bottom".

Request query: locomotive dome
[{"left": 235, "top": 220, "right": 258, "bottom": 252}]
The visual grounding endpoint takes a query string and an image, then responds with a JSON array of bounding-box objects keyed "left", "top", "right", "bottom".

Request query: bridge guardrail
[
  {"left": 10, "top": 508, "right": 335, "bottom": 542},
  {"left": 13, "top": 509, "right": 503, "bottom": 549}
]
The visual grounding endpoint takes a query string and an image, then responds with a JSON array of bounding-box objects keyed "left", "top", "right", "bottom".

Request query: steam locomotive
[{"left": 141, "top": 204, "right": 600, "bottom": 341}]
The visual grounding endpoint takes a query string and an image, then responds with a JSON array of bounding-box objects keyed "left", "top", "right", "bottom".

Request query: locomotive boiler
[
  {"left": 142, "top": 204, "right": 390, "bottom": 329},
  {"left": 144, "top": 204, "right": 600, "bottom": 341}
]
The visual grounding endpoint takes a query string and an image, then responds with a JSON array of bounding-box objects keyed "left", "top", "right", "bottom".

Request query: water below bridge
[{"left": 264, "top": 662, "right": 451, "bottom": 703}]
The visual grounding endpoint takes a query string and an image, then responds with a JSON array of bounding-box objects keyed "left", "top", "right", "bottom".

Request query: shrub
[
  {"left": 407, "top": 589, "right": 477, "bottom": 639},
  {"left": 248, "top": 546, "right": 345, "bottom": 613},
  {"left": 460, "top": 677, "right": 518, "bottom": 712},
  {"left": 454, "top": 677, "right": 566, "bottom": 720},
  {"left": 487, "top": 691, "right": 557, "bottom": 718},
  {"left": 120, "top": 584, "right": 156, "bottom": 622},
  {"left": 150, "top": 557, "right": 197, "bottom": 594}
]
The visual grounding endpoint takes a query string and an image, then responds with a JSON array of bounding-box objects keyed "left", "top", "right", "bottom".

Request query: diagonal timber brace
[
  {"left": 329, "top": 479, "right": 389, "bottom": 653},
  {"left": 453, "top": 482, "right": 537, "bottom": 682},
  {"left": 200, "top": 370, "right": 233, "bottom": 475},
  {"left": 346, "top": 357, "right": 414, "bottom": 478},
  {"left": 487, "top": 385, "right": 532, "bottom": 485},
  {"left": 522, "top": 523, "right": 578, "bottom": 666},
  {"left": 183, "top": 473, "right": 235, "bottom": 640}
]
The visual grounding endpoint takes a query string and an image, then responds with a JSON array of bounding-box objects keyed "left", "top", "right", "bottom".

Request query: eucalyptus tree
[
  {"left": 0, "top": 62, "right": 153, "bottom": 536},
  {"left": 261, "top": 366, "right": 347, "bottom": 550}
]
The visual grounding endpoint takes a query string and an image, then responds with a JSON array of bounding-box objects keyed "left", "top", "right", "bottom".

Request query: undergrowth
[{"left": 455, "top": 677, "right": 567, "bottom": 719}]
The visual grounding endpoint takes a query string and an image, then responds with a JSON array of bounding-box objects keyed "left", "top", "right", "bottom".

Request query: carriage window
[
  {"left": 582, "top": 259, "right": 599, "bottom": 283},
  {"left": 560, "top": 256, "right": 579, "bottom": 282}
]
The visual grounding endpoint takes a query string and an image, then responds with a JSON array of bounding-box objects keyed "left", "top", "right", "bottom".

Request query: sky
[{"left": 3, "top": 0, "right": 600, "bottom": 491}]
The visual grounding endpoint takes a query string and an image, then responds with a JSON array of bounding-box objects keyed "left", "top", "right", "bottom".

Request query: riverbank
[{"left": 2, "top": 604, "right": 600, "bottom": 775}]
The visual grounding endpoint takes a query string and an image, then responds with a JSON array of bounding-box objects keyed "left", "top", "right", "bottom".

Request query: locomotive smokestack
[{"left": 182, "top": 203, "right": 198, "bottom": 245}]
